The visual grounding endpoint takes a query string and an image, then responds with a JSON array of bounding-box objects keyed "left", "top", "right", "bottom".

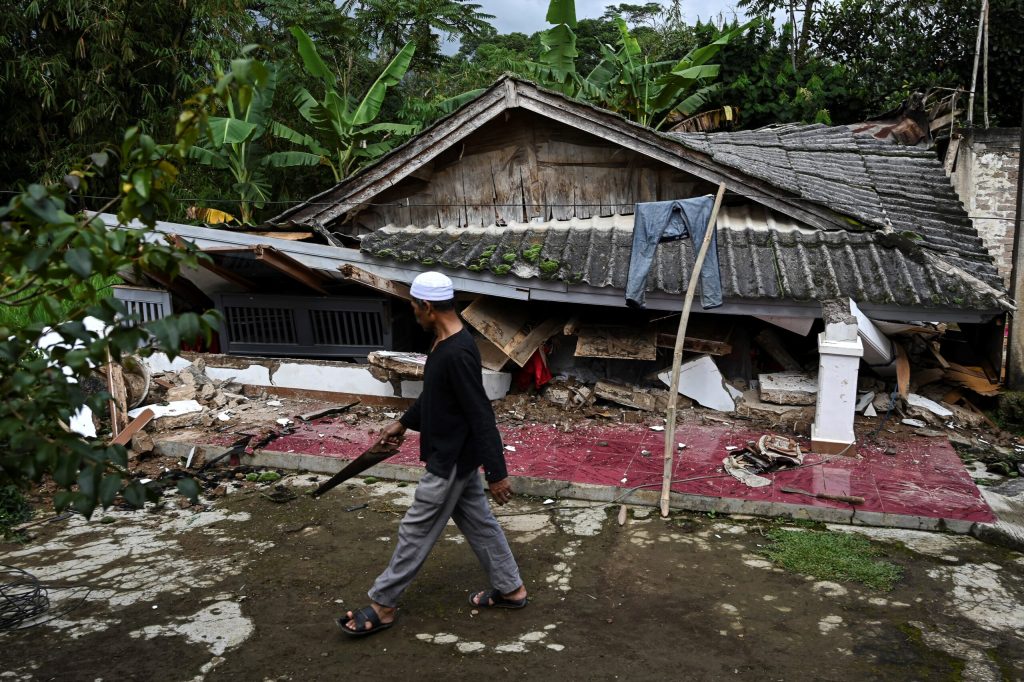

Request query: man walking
[{"left": 340, "top": 272, "right": 528, "bottom": 637}]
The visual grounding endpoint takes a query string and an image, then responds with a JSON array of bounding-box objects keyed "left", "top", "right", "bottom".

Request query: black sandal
[
  {"left": 468, "top": 588, "right": 528, "bottom": 609},
  {"left": 337, "top": 606, "right": 396, "bottom": 637}
]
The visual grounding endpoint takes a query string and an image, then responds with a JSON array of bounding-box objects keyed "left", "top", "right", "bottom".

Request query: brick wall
[{"left": 951, "top": 128, "right": 1021, "bottom": 287}]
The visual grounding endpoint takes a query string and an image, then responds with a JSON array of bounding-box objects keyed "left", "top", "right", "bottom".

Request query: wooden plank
[
  {"left": 461, "top": 297, "right": 564, "bottom": 367},
  {"left": 297, "top": 401, "right": 360, "bottom": 422},
  {"left": 575, "top": 325, "right": 657, "bottom": 361},
  {"left": 894, "top": 341, "right": 910, "bottom": 399},
  {"left": 655, "top": 333, "right": 732, "bottom": 356},
  {"left": 110, "top": 409, "right": 154, "bottom": 446},
  {"left": 475, "top": 334, "right": 511, "bottom": 371}
]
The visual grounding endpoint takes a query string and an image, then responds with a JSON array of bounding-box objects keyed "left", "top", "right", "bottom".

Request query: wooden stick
[
  {"left": 660, "top": 183, "right": 726, "bottom": 517},
  {"left": 110, "top": 409, "right": 154, "bottom": 446}
]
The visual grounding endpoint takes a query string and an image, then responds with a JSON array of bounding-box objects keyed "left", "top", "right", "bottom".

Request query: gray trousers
[{"left": 368, "top": 468, "right": 522, "bottom": 608}]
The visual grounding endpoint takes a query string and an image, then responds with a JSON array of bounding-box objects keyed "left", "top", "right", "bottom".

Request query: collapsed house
[{"left": 105, "top": 76, "right": 1012, "bottom": 455}]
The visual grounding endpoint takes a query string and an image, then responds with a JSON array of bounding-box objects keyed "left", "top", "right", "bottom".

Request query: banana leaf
[
  {"left": 262, "top": 151, "right": 324, "bottom": 168},
  {"left": 206, "top": 117, "right": 257, "bottom": 146},
  {"left": 269, "top": 121, "right": 328, "bottom": 156},
  {"left": 290, "top": 27, "right": 336, "bottom": 86},
  {"left": 186, "top": 146, "right": 229, "bottom": 169},
  {"left": 539, "top": 23, "right": 579, "bottom": 79},
  {"left": 545, "top": 0, "right": 577, "bottom": 28},
  {"left": 350, "top": 41, "right": 415, "bottom": 126}
]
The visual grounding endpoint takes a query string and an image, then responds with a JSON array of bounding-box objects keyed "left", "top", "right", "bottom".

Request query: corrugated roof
[
  {"left": 667, "top": 124, "right": 998, "bottom": 286},
  {"left": 360, "top": 205, "right": 1011, "bottom": 312}
]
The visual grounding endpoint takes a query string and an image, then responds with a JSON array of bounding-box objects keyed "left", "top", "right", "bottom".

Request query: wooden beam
[
  {"left": 253, "top": 244, "right": 330, "bottom": 294},
  {"left": 655, "top": 333, "right": 733, "bottom": 356},
  {"left": 339, "top": 263, "right": 412, "bottom": 300}
]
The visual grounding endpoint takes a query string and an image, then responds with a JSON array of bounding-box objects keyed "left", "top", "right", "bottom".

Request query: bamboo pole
[
  {"left": 982, "top": 0, "right": 990, "bottom": 128},
  {"left": 967, "top": 0, "right": 987, "bottom": 126},
  {"left": 660, "top": 183, "right": 726, "bottom": 517}
]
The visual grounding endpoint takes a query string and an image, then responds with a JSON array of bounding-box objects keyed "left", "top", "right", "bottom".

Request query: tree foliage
[
  {"left": 0, "top": 0, "right": 252, "bottom": 187},
  {"left": 0, "top": 64, "right": 261, "bottom": 514}
]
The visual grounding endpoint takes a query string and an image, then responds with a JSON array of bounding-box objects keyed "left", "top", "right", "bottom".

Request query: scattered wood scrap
[
  {"left": 944, "top": 362, "right": 1000, "bottom": 397},
  {"left": 297, "top": 401, "right": 360, "bottom": 422}
]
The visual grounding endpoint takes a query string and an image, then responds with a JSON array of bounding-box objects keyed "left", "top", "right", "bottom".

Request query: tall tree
[
  {"left": 0, "top": 0, "right": 252, "bottom": 187},
  {"left": 352, "top": 0, "right": 495, "bottom": 69}
]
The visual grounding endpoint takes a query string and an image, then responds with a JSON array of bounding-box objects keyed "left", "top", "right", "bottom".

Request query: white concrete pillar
[{"left": 811, "top": 301, "right": 864, "bottom": 455}]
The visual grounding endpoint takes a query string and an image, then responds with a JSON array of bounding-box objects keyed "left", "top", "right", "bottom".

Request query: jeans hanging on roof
[{"left": 625, "top": 195, "right": 723, "bottom": 310}]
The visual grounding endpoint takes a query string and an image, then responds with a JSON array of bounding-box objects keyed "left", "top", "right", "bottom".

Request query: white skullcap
[{"left": 410, "top": 271, "right": 454, "bottom": 301}]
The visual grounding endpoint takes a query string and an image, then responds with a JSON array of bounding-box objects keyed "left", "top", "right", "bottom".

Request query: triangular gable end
[{"left": 271, "top": 77, "right": 857, "bottom": 235}]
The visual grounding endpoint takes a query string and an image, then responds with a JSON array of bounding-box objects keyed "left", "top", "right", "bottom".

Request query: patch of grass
[
  {"left": 0, "top": 485, "right": 32, "bottom": 539},
  {"left": 0, "top": 274, "right": 120, "bottom": 329},
  {"left": 760, "top": 529, "right": 903, "bottom": 591}
]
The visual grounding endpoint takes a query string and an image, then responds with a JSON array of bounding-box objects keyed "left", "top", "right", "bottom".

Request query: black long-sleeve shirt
[{"left": 399, "top": 327, "right": 507, "bottom": 482}]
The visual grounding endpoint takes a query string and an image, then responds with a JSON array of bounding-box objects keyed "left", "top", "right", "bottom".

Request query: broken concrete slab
[
  {"left": 594, "top": 381, "right": 669, "bottom": 412},
  {"left": 907, "top": 393, "right": 954, "bottom": 419},
  {"left": 855, "top": 392, "right": 876, "bottom": 413},
  {"left": 659, "top": 355, "right": 736, "bottom": 412},
  {"left": 574, "top": 325, "right": 657, "bottom": 361},
  {"left": 758, "top": 372, "right": 818, "bottom": 405},
  {"left": 367, "top": 351, "right": 427, "bottom": 379},
  {"left": 144, "top": 352, "right": 511, "bottom": 402},
  {"left": 128, "top": 400, "right": 203, "bottom": 420}
]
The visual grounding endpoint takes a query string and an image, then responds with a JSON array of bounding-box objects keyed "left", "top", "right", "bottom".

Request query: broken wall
[{"left": 951, "top": 127, "right": 1021, "bottom": 286}]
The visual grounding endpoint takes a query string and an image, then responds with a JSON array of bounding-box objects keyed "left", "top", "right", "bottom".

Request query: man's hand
[
  {"left": 376, "top": 421, "right": 406, "bottom": 448},
  {"left": 488, "top": 477, "right": 513, "bottom": 506}
]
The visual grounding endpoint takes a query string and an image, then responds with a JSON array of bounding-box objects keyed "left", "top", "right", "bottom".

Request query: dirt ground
[{"left": 2, "top": 475, "right": 1023, "bottom": 682}]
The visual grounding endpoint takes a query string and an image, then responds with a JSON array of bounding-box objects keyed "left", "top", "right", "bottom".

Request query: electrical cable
[
  {"left": 0, "top": 190, "right": 1018, "bottom": 223},
  {"left": 0, "top": 564, "right": 92, "bottom": 631}
]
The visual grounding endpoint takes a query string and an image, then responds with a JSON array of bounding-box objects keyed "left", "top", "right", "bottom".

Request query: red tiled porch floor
[{"left": 254, "top": 418, "right": 994, "bottom": 530}]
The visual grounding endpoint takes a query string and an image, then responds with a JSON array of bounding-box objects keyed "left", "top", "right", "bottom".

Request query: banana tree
[
  {"left": 585, "top": 17, "right": 758, "bottom": 129},
  {"left": 268, "top": 27, "right": 419, "bottom": 182},
  {"left": 521, "top": 0, "right": 755, "bottom": 131},
  {"left": 188, "top": 57, "right": 296, "bottom": 224}
]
